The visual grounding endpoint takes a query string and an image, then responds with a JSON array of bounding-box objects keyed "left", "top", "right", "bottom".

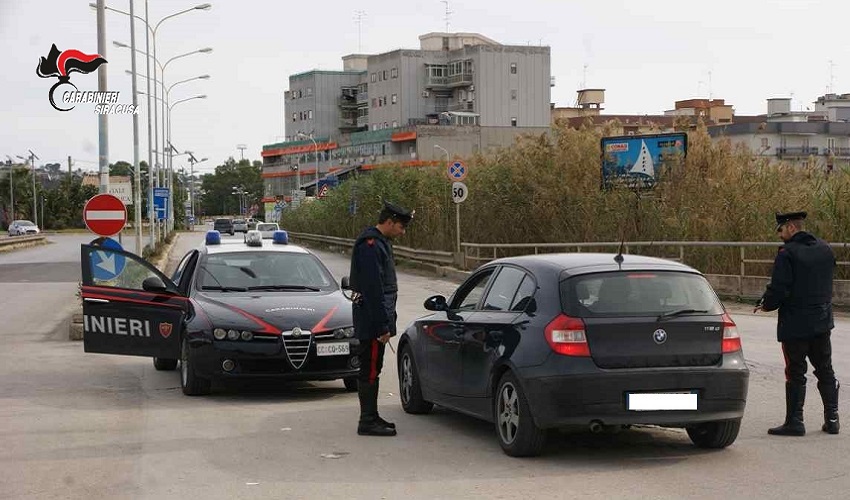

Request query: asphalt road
[{"left": 1, "top": 231, "right": 848, "bottom": 499}]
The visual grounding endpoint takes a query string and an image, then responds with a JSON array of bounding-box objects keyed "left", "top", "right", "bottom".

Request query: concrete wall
[{"left": 472, "top": 45, "right": 551, "bottom": 127}]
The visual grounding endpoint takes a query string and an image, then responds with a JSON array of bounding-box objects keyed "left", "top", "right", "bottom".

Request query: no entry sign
[{"left": 84, "top": 194, "right": 127, "bottom": 236}]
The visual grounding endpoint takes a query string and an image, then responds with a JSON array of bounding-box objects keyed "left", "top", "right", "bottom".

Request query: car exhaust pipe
[{"left": 589, "top": 420, "right": 604, "bottom": 434}]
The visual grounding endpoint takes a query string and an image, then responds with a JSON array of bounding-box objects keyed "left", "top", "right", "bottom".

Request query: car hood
[{"left": 193, "top": 290, "right": 353, "bottom": 334}]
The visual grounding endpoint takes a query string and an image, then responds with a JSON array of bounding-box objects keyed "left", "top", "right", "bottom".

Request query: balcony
[
  {"left": 357, "top": 115, "right": 369, "bottom": 128},
  {"left": 447, "top": 73, "right": 473, "bottom": 86},
  {"left": 826, "top": 147, "right": 850, "bottom": 157},
  {"left": 356, "top": 92, "right": 369, "bottom": 105},
  {"left": 448, "top": 101, "right": 475, "bottom": 112},
  {"left": 777, "top": 147, "right": 819, "bottom": 156},
  {"left": 337, "top": 96, "right": 358, "bottom": 108},
  {"left": 425, "top": 75, "right": 449, "bottom": 87}
]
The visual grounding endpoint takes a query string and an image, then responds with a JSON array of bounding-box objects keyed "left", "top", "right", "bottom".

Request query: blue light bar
[
  {"left": 272, "top": 230, "right": 289, "bottom": 244},
  {"left": 205, "top": 230, "right": 222, "bottom": 245}
]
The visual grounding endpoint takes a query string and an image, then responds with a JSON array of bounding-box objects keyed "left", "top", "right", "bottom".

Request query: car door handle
[{"left": 84, "top": 298, "right": 110, "bottom": 304}]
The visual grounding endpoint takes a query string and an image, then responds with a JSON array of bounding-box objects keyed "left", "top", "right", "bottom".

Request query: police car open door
[{"left": 80, "top": 244, "right": 187, "bottom": 359}]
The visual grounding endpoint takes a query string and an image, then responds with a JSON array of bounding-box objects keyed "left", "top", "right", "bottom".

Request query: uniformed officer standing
[
  {"left": 757, "top": 211, "right": 840, "bottom": 436},
  {"left": 349, "top": 201, "right": 414, "bottom": 437}
]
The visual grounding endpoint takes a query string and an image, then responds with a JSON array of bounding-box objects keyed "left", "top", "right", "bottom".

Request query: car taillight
[
  {"left": 545, "top": 314, "right": 590, "bottom": 357},
  {"left": 721, "top": 312, "right": 742, "bottom": 353}
]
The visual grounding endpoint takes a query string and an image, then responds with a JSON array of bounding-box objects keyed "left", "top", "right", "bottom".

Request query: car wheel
[
  {"left": 153, "top": 357, "right": 178, "bottom": 371},
  {"left": 343, "top": 376, "right": 358, "bottom": 392},
  {"left": 398, "top": 345, "right": 433, "bottom": 414},
  {"left": 181, "top": 337, "right": 211, "bottom": 396},
  {"left": 495, "top": 372, "right": 546, "bottom": 457},
  {"left": 686, "top": 418, "right": 741, "bottom": 449}
]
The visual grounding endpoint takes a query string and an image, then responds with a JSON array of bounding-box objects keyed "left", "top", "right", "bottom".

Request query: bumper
[
  {"left": 190, "top": 339, "right": 359, "bottom": 381},
  {"left": 519, "top": 353, "right": 749, "bottom": 429}
]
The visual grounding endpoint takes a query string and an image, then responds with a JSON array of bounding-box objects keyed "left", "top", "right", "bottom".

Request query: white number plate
[
  {"left": 316, "top": 342, "right": 350, "bottom": 356},
  {"left": 627, "top": 393, "right": 697, "bottom": 411}
]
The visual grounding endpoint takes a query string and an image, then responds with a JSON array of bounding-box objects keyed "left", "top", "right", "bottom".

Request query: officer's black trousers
[
  {"left": 358, "top": 339, "right": 386, "bottom": 384},
  {"left": 782, "top": 332, "right": 835, "bottom": 386}
]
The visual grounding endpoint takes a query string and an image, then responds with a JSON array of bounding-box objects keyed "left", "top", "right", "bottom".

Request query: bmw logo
[
  {"left": 653, "top": 329, "right": 668, "bottom": 344},
  {"left": 291, "top": 327, "right": 302, "bottom": 338}
]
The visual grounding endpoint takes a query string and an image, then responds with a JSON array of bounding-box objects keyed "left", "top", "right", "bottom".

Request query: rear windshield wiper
[
  {"left": 657, "top": 309, "right": 709, "bottom": 321},
  {"left": 247, "top": 285, "right": 322, "bottom": 292},
  {"left": 201, "top": 285, "right": 248, "bottom": 292}
]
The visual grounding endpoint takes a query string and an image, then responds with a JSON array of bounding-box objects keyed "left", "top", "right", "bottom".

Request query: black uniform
[
  {"left": 348, "top": 201, "right": 413, "bottom": 436},
  {"left": 762, "top": 212, "right": 839, "bottom": 435}
]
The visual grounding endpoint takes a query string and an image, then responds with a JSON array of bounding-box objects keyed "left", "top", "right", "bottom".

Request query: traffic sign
[
  {"left": 90, "top": 237, "right": 126, "bottom": 281},
  {"left": 451, "top": 181, "right": 468, "bottom": 204},
  {"left": 447, "top": 160, "right": 468, "bottom": 182},
  {"left": 153, "top": 188, "right": 169, "bottom": 221},
  {"left": 84, "top": 194, "right": 127, "bottom": 236}
]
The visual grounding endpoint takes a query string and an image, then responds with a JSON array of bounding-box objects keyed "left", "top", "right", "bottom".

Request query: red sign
[{"left": 83, "top": 193, "right": 127, "bottom": 236}]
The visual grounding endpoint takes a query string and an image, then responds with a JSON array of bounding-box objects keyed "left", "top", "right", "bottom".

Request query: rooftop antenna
[
  {"left": 441, "top": 0, "right": 452, "bottom": 33},
  {"left": 582, "top": 63, "right": 588, "bottom": 89},
  {"left": 354, "top": 10, "right": 367, "bottom": 52},
  {"left": 237, "top": 144, "right": 247, "bottom": 161},
  {"left": 829, "top": 59, "right": 835, "bottom": 94},
  {"left": 708, "top": 70, "right": 713, "bottom": 100}
]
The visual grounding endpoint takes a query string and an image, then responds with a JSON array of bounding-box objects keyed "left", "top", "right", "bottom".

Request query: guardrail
[
  {"left": 287, "top": 232, "right": 455, "bottom": 266},
  {"left": 0, "top": 234, "right": 47, "bottom": 249}
]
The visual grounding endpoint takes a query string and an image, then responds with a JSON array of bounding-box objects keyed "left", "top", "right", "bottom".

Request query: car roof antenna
[{"left": 614, "top": 232, "right": 625, "bottom": 269}]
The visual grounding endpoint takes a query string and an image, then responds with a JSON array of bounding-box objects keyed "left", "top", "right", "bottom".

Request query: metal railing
[
  {"left": 287, "top": 232, "right": 455, "bottom": 266},
  {"left": 777, "top": 147, "right": 820, "bottom": 156}
]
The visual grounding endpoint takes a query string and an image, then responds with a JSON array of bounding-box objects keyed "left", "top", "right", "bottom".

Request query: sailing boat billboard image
[{"left": 601, "top": 132, "right": 687, "bottom": 189}]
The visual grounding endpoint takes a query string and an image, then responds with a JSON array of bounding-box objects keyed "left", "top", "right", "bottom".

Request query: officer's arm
[
  {"left": 356, "top": 241, "right": 390, "bottom": 332},
  {"left": 762, "top": 249, "right": 793, "bottom": 311}
]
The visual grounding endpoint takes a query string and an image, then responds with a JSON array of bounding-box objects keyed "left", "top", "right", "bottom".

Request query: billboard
[{"left": 601, "top": 132, "right": 687, "bottom": 189}]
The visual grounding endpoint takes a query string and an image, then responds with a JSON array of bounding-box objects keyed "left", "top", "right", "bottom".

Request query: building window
[
  {"left": 828, "top": 138, "right": 836, "bottom": 151},
  {"left": 307, "top": 110, "right": 313, "bottom": 119},
  {"left": 384, "top": 122, "right": 388, "bottom": 129},
  {"left": 372, "top": 98, "right": 377, "bottom": 108},
  {"left": 382, "top": 70, "right": 387, "bottom": 80},
  {"left": 292, "top": 112, "right": 297, "bottom": 122},
  {"left": 459, "top": 90, "right": 466, "bottom": 102},
  {"left": 391, "top": 67, "right": 398, "bottom": 78},
  {"left": 392, "top": 120, "right": 398, "bottom": 127},
  {"left": 511, "top": 117, "right": 517, "bottom": 127},
  {"left": 470, "top": 91, "right": 475, "bottom": 101},
  {"left": 298, "top": 89, "right": 303, "bottom": 98},
  {"left": 372, "top": 124, "right": 377, "bottom": 131},
  {"left": 511, "top": 90, "right": 517, "bottom": 100},
  {"left": 371, "top": 73, "right": 377, "bottom": 83},
  {"left": 391, "top": 94, "right": 397, "bottom": 104},
  {"left": 306, "top": 87, "right": 312, "bottom": 97},
  {"left": 510, "top": 62, "right": 517, "bottom": 74},
  {"left": 761, "top": 138, "right": 769, "bottom": 149}
]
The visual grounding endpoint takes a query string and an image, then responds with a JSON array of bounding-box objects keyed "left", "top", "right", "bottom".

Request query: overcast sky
[{"left": 1, "top": 0, "right": 848, "bottom": 174}]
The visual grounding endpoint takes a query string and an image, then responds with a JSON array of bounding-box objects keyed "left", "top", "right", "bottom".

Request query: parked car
[
  {"left": 233, "top": 219, "right": 248, "bottom": 233},
  {"left": 8, "top": 220, "right": 40, "bottom": 236},
  {"left": 246, "top": 218, "right": 258, "bottom": 230},
  {"left": 213, "top": 218, "right": 234, "bottom": 235},
  {"left": 256, "top": 222, "right": 280, "bottom": 239},
  {"left": 391, "top": 252, "right": 749, "bottom": 457},
  {"left": 79, "top": 230, "right": 358, "bottom": 395}
]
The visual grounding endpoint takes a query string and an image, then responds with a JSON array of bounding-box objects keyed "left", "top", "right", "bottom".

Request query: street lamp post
[
  {"left": 186, "top": 153, "right": 207, "bottom": 228},
  {"left": 434, "top": 144, "right": 460, "bottom": 255},
  {"left": 4, "top": 156, "right": 14, "bottom": 222},
  {"left": 297, "top": 132, "right": 319, "bottom": 197}
]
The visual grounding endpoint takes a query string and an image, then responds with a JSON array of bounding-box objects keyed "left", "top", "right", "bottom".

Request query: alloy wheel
[
  {"left": 401, "top": 354, "right": 414, "bottom": 404},
  {"left": 498, "top": 382, "right": 520, "bottom": 444}
]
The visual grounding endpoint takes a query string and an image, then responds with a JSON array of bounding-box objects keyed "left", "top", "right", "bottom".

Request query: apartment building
[{"left": 264, "top": 32, "right": 552, "bottom": 215}]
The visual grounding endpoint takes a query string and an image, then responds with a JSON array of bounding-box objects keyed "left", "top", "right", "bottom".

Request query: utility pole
[
  {"left": 68, "top": 156, "right": 72, "bottom": 175},
  {"left": 29, "top": 150, "right": 39, "bottom": 225},
  {"left": 96, "top": 0, "right": 109, "bottom": 195},
  {"left": 129, "top": 0, "right": 142, "bottom": 254},
  {"left": 5, "top": 156, "right": 14, "bottom": 221}
]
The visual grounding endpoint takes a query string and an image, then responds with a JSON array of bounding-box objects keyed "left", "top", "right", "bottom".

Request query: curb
[{"left": 69, "top": 233, "right": 182, "bottom": 341}]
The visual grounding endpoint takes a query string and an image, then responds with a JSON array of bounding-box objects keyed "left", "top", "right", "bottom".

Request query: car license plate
[
  {"left": 316, "top": 342, "right": 350, "bottom": 356},
  {"left": 627, "top": 392, "right": 697, "bottom": 411}
]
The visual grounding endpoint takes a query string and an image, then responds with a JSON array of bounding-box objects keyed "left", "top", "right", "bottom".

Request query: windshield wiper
[
  {"left": 657, "top": 309, "right": 710, "bottom": 321},
  {"left": 247, "top": 285, "right": 321, "bottom": 292},
  {"left": 201, "top": 285, "right": 248, "bottom": 292}
]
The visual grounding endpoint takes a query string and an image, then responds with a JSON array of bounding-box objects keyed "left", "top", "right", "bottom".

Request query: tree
[{"left": 198, "top": 158, "right": 262, "bottom": 216}]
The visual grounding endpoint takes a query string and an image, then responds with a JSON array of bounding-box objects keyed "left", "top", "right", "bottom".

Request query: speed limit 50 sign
[{"left": 451, "top": 182, "right": 468, "bottom": 204}]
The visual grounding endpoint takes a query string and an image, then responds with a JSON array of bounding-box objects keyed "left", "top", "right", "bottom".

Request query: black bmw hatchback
[{"left": 397, "top": 253, "right": 749, "bottom": 457}]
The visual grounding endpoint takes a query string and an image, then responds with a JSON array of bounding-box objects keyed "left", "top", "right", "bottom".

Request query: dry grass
[{"left": 279, "top": 123, "right": 850, "bottom": 276}]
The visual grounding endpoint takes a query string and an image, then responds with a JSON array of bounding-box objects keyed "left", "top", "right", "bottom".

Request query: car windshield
[
  {"left": 561, "top": 271, "right": 723, "bottom": 317},
  {"left": 18, "top": 220, "right": 35, "bottom": 226},
  {"left": 197, "top": 251, "right": 335, "bottom": 291},
  {"left": 257, "top": 224, "right": 278, "bottom": 231},
  {"left": 234, "top": 219, "right": 245, "bottom": 224}
]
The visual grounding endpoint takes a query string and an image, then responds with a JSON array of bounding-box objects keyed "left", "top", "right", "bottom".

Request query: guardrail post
[
  {"left": 679, "top": 246, "right": 684, "bottom": 263},
  {"left": 493, "top": 247, "right": 497, "bottom": 260},
  {"left": 739, "top": 246, "right": 746, "bottom": 298}
]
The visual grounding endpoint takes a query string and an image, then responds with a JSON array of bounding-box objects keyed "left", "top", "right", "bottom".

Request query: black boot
[
  {"left": 769, "top": 383, "right": 806, "bottom": 436},
  {"left": 374, "top": 378, "right": 395, "bottom": 429},
  {"left": 357, "top": 381, "right": 396, "bottom": 436},
  {"left": 818, "top": 380, "right": 840, "bottom": 435}
]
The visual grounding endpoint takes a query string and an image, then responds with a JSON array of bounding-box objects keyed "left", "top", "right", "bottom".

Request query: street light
[
  {"left": 97, "top": 2, "right": 212, "bottom": 242},
  {"left": 296, "top": 132, "right": 319, "bottom": 197},
  {"left": 434, "top": 144, "right": 461, "bottom": 255},
  {"left": 4, "top": 156, "right": 15, "bottom": 222}
]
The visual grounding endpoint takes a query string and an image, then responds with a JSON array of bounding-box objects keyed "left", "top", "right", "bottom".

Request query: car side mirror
[
  {"left": 341, "top": 276, "right": 350, "bottom": 290},
  {"left": 424, "top": 295, "right": 448, "bottom": 311},
  {"left": 142, "top": 276, "right": 168, "bottom": 293}
]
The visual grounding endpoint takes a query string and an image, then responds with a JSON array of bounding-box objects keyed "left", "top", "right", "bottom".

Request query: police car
[{"left": 79, "top": 229, "right": 359, "bottom": 395}]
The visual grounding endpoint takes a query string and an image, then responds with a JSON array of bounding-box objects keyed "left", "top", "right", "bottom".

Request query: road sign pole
[{"left": 456, "top": 202, "right": 461, "bottom": 256}]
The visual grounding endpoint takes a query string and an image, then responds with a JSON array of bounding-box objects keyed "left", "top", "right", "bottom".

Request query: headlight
[
  {"left": 344, "top": 327, "right": 355, "bottom": 338},
  {"left": 213, "top": 328, "right": 227, "bottom": 340},
  {"left": 333, "top": 328, "right": 345, "bottom": 339},
  {"left": 241, "top": 330, "right": 253, "bottom": 341},
  {"left": 227, "top": 329, "right": 240, "bottom": 340}
]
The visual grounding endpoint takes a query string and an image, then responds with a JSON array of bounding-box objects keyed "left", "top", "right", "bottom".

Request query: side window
[
  {"left": 171, "top": 251, "right": 198, "bottom": 292},
  {"left": 482, "top": 267, "right": 526, "bottom": 311},
  {"left": 451, "top": 269, "right": 495, "bottom": 311},
  {"left": 510, "top": 275, "right": 536, "bottom": 311},
  {"left": 171, "top": 252, "right": 193, "bottom": 285},
  {"left": 85, "top": 246, "right": 169, "bottom": 291}
]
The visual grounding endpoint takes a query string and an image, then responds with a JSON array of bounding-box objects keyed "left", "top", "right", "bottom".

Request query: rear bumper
[{"left": 519, "top": 353, "right": 749, "bottom": 429}]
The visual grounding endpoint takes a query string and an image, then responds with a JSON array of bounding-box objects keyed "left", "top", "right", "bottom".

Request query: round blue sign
[{"left": 91, "top": 237, "right": 127, "bottom": 281}]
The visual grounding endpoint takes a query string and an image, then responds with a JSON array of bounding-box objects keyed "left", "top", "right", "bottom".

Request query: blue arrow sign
[
  {"left": 91, "top": 237, "right": 126, "bottom": 281},
  {"left": 153, "top": 188, "right": 169, "bottom": 221}
]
